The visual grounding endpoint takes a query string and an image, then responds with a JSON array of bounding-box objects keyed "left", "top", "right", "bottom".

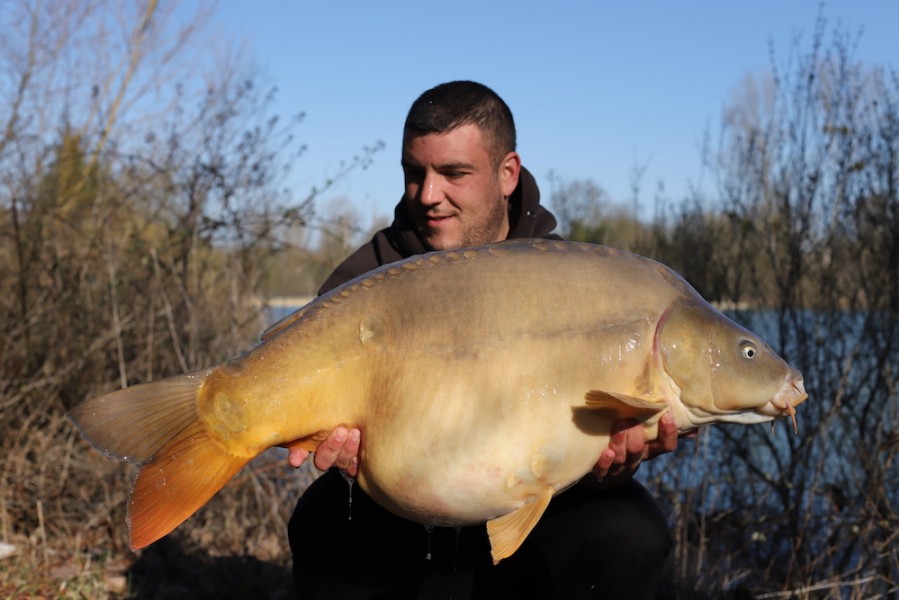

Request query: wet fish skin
[{"left": 69, "top": 239, "right": 808, "bottom": 563}]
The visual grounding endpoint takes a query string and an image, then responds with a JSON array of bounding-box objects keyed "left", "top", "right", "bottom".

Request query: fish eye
[{"left": 740, "top": 341, "right": 758, "bottom": 359}]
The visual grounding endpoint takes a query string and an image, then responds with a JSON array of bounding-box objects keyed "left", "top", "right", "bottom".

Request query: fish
[{"left": 69, "top": 239, "right": 808, "bottom": 564}]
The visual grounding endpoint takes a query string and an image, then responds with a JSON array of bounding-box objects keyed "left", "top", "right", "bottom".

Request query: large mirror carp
[{"left": 70, "top": 239, "right": 807, "bottom": 563}]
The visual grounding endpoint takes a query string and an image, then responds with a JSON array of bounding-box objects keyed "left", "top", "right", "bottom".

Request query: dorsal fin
[{"left": 260, "top": 304, "right": 314, "bottom": 341}]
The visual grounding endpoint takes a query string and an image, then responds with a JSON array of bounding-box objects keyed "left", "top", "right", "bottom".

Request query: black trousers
[{"left": 289, "top": 470, "right": 672, "bottom": 600}]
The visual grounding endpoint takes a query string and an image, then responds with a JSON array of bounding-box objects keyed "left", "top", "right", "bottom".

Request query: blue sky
[{"left": 214, "top": 2, "right": 899, "bottom": 229}]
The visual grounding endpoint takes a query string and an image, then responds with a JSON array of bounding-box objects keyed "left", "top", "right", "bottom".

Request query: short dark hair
[{"left": 403, "top": 81, "right": 516, "bottom": 164}]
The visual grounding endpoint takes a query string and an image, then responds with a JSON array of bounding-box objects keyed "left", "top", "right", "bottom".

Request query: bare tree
[
  {"left": 643, "top": 13, "right": 898, "bottom": 597},
  {"left": 548, "top": 172, "right": 645, "bottom": 249},
  {"left": 0, "top": 1, "right": 323, "bottom": 591}
]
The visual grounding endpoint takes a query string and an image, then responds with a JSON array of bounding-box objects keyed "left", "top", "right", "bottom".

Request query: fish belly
[{"left": 354, "top": 344, "right": 614, "bottom": 526}]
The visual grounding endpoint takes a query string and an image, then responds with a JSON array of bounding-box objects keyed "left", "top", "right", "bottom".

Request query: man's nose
[{"left": 420, "top": 173, "right": 441, "bottom": 206}]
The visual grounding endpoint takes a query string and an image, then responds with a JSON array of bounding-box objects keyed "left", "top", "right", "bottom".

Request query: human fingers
[
  {"left": 336, "top": 428, "right": 361, "bottom": 477},
  {"left": 312, "top": 426, "right": 349, "bottom": 471},
  {"left": 645, "top": 412, "right": 678, "bottom": 459},
  {"left": 591, "top": 448, "right": 617, "bottom": 480},
  {"left": 623, "top": 421, "right": 647, "bottom": 471},
  {"left": 288, "top": 447, "right": 310, "bottom": 468},
  {"left": 607, "top": 419, "right": 633, "bottom": 465},
  {"left": 311, "top": 426, "right": 362, "bottom": 473}
]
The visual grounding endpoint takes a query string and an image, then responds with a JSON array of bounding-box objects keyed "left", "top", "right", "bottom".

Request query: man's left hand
[{"left": 589, "top": 412, "right": 679, "bottom": 487}]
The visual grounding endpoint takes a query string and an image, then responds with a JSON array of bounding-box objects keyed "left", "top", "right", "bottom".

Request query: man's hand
[
  {"left": 287, "top": 426, "right": 361, "bottom": 477},
  {"left": 589, "top": 412, "right": 679, "bottom": 487}
]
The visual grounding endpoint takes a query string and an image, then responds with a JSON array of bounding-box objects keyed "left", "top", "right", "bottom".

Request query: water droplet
[
  {"left": 340, "top": 470, "right": 355, "bottom": 521},
  {"left": 453, "top": 526, "right": 462, "bottom": 572},
  {"left": 423, "top": 524, "right": 435, "bottom": 560}
]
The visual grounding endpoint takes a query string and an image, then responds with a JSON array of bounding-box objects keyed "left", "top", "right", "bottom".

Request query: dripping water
[
  {"left": 453, "top": 525, "right": 462, "bottom": 572},
  {"left": 423, "top": 524, "right": 435, "bottom": 560},
  {"left": 340, "top": 470, "right": 355, "bottom": 521}
]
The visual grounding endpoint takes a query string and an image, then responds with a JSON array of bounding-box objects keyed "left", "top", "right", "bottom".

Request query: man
[{"left": 287, "top": 81, "right": 678, "bottom": 599}]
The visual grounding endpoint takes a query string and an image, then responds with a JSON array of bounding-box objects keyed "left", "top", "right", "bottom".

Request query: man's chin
[
  {"left": 421, "top": 230, "right": 462, "bottom": 252},
  {"left": 423, "top": 238, "right": 459, "bottom": 252}
]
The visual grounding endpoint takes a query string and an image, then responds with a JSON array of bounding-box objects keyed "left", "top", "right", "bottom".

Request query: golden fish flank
[{"left": 69, "top": 239, "right": 808, "bottom": 564}]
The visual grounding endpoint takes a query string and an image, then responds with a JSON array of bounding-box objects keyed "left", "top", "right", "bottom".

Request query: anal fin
[{"left": 486, "top": 488, "right": 553, "bottom": 564}]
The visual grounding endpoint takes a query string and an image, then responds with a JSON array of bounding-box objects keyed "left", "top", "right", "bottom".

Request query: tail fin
[
  {"left": 127, "top": 419, "right": 249, "bottom": 549},
  {"left": 69, "top": 370, "right": 251, "bottom": 550}
]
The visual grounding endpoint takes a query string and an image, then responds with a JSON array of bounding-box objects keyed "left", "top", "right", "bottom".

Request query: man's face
[{"left": 401, "top": 124, "right": 520, "bottom": 251}]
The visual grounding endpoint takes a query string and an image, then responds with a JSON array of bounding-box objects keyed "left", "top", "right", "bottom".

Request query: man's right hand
[{"left": 287, "top": 426, "right": 361, "bottom": 477}]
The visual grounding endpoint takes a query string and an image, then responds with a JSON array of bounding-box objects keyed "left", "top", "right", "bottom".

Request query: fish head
[{"left": 656, "top": 300, "right": 808, "bottom": 430}]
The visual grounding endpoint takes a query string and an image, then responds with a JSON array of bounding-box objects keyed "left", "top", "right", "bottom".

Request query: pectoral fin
[
  {"left": 584, "top": 390, "right": 666, "bottom": 420},
  {"left": 486, "top": 488, "right": 553, "bottom": 564}
]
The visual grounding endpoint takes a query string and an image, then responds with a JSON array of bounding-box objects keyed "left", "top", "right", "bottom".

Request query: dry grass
[{"left": 0, "top": 408, "right": 321, "bottom": 599}]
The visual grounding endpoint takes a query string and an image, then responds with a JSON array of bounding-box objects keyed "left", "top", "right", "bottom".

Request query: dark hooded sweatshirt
[{"left": 318, "top": 166, "right": 561, "bottom": 295}]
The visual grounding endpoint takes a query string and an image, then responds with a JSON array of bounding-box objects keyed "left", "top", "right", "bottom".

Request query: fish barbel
[{"left": 69, "top": 239, "right": 808, "bottom": 563}]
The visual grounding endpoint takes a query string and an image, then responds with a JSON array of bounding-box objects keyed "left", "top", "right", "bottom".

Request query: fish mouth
[{"left": 759, "top": 374, "right": 808, "bottom": 434}]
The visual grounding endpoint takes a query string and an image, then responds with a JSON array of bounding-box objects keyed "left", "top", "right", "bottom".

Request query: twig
[
  {"left": 107, "top": 247, "right": 128, "bottom": 389},
  {"left": 755, "top": 574, "right": 878, "bottom": 598},
  {"left": 37, "top": 499, "right": 48, "bottom": 567}
]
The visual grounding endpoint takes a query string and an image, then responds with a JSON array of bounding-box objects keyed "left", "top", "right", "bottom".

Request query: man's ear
[{"left": 498, "top": 152, "right": 521, "bottom": 197}]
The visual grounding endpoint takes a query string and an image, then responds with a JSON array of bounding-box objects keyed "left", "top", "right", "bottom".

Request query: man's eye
[{"left": 403, "top": 169, "right": 423, "bottom": 184}]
